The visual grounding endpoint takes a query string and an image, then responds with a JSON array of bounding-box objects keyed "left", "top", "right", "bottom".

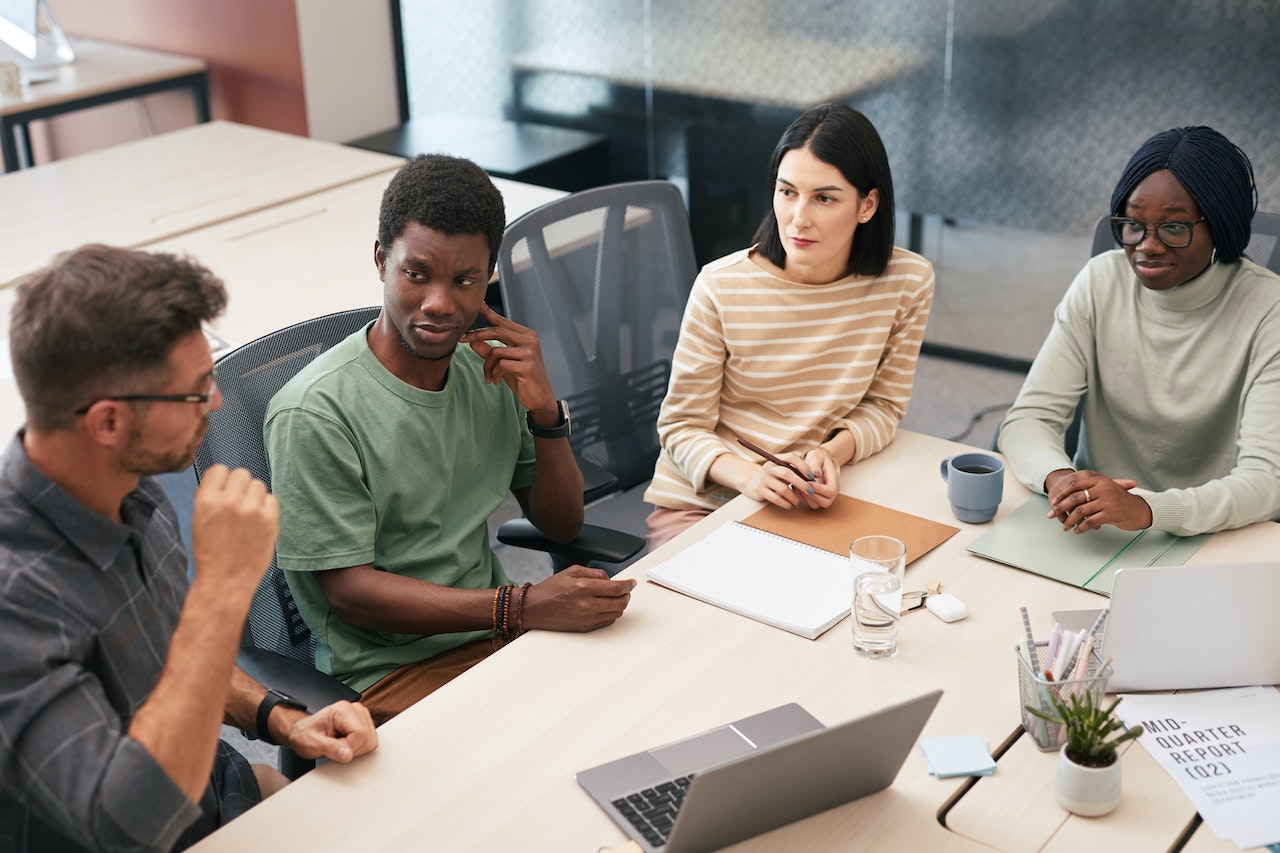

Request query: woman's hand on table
[{"left": 1045, "top": 468, "right": 1151, "bottom": 533}]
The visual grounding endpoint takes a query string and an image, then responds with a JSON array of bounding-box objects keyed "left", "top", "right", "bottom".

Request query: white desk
[
  {"left": 0, "top": 120, "right": 405, "bottom": 284},
  {"left": 0, "top": 37, "right": 210, "bottom": 172},
  {"left": 190, "top": 429, "right": 1271, "bottom": 852},
  {"left": 942, "top": 521, "right": 1280, "bottom": 853}
]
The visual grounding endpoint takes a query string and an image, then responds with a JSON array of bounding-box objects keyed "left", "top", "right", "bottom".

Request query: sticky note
[{"left": 920, "top": 736, "right": 997, "bottom": 778}]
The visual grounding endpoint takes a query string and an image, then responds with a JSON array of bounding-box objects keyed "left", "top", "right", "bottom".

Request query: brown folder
[{"left": 739, "top": 493, "right": 959, "bottom": 565}]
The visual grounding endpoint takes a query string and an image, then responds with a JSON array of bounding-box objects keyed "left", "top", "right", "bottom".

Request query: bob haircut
[{"left": 752, "top": 103, "right": 896, "bottom": 277}]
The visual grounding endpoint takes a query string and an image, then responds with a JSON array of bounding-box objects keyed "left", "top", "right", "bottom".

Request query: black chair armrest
[
  {"left": 236, "top": 647, "right": 359, "bottom": 713},
  {"left": 496, "top": 518, "right": 644, "bottom": 565},
  {"left": 579, "top": 457, "right": 619, "bottom": 503}
]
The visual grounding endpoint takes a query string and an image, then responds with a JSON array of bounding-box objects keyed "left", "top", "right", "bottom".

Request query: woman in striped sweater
[{"left": 643, "top": 103, "right": 935, "bottom": 548}]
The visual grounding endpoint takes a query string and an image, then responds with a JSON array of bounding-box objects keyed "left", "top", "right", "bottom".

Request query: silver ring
[{"left": 1084, "top": 489, "right": 1091, "bottom": 503}]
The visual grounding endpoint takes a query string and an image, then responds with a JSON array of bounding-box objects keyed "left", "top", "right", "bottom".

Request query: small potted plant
[{"left": 1025, "top": 688, "right": 1144, "bottom": 816}]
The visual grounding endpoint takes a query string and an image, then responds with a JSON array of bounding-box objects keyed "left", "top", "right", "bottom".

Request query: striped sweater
[{"left": 644, "top": 246, "right": 935, "bottom": 511}]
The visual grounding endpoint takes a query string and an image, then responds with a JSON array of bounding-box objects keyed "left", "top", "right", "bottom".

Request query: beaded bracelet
[
  {"left": 498, "top": 584, "right": 511, "bottom": 640},
  {"left": 491, "top": 586, "right": 503, "bottom": 640},
  {"left": 515, "top": 582, "right": 532, "bottom": 635},
  {"left": 493, "top": 583, "right": 518, "bottom": 647},
  {"left": 492, "top": 585, "right": 507, "bottom": 648}
]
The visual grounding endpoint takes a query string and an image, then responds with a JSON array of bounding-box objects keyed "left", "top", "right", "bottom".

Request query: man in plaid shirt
[{"left": 0, "top": 245, "right": 377, "bottom": 852}]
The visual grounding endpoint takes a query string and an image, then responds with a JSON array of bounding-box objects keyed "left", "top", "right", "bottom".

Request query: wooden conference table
[
  {"left": 192, "top": 429, "right": 1267, "bottom": 852},
  {"left": 0, "top": 120, "right": 405, "bottom": 285}
]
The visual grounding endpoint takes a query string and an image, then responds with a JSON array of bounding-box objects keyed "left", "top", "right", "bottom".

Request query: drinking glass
[
  {"left": 850, "top": 536, "right": 905, "bottom": 658},
  {"left": 852, "top": 570, "right": 901, "bottom": 658}
]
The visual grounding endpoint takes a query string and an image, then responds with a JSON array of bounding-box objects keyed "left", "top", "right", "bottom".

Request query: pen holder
[{"left": 1015, "top": 642, "right": 1113, "bottom": 752}]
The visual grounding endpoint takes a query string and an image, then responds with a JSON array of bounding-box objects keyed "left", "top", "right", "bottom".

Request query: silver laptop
[
  {"left": 575, "top": 690, "right": 941, "bottom": 853},
  {"left": 1076, "top": 562, "right": 1280, "bottom": 692}
]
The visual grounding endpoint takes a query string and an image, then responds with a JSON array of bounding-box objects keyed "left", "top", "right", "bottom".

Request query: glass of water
[{"left": 850, "top": 536, "right": 905, "bottom": 658}]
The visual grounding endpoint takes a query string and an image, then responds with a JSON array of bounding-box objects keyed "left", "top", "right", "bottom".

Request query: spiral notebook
[{"left": 646, "top": 496, "right": 958, "bottom": 639}]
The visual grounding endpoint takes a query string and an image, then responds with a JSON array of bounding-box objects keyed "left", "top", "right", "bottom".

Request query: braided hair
[{"left": 1110, "top": 126, "right": 1257, "bottom": 263}]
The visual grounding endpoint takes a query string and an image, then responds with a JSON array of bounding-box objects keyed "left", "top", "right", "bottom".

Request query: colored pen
[
  {"left": 1053, "top": 629, "right": 1084, "bottom": 682},
  {"left": 1087, "top": 608, "right": 1109, "bottom": 638},
  {"left": 737, "top": 438, "right": 815, "bottom": 482},
  {"left": 1044, "top": 623, "right": 1063, "bottom": 670},
  {"left": 1071, "top": 634, "right": 1094, "bottom": 681},
  {"left": 1019, "top": 606, "right": 1038, "bottom": 671}
]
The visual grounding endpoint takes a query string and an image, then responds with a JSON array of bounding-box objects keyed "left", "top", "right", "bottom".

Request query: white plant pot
[{"left": 1055, "top": 744, "right": 1122, "bottom": 816}]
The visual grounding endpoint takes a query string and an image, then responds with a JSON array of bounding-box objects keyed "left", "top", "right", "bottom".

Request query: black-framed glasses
[
  {"left": 1110, "top": 216, "right": 1206, "bottom": 249},
  {"left": 74, "top": 377, "right": 218, "bottom": 416}
]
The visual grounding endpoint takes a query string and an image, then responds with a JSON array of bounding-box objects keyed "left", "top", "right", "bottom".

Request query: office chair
[
  {"left": 197, "top": 307, "right": 644, "bottom": 775},
  {"left": 493, "top": 180, "right": 699, "bottom": 572},
  {"left": 194, "top": 306, "right": 379, "bottom": 778}
]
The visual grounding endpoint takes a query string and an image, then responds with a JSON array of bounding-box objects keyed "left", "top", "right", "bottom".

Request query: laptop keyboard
[{"left": 611, "top": 774, "right": 695, "bottom": 847}]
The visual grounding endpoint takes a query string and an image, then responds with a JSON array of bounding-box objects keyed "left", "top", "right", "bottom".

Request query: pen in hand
[{"left": 737, "top": 438, "right": 815, "bottom": 483}]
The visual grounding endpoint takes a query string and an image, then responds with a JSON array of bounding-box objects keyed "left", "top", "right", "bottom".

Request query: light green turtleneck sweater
[{"left": 999, "top": 250, "right": 1280, "bottom": 536}]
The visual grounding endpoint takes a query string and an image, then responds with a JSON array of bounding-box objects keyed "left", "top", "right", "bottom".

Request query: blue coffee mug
[{"left": 940, "top": 452, "right": 1004, "bottom": 523}]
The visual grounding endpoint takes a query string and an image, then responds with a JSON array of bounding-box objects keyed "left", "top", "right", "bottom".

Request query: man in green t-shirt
[{"left": 265, "top": 155, "right": 636, "bottom": 724}]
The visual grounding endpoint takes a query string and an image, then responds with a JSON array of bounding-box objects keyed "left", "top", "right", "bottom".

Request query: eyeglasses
[
  {"left": 1110, "top": 216, "right": 1206, "bottom": 249},
  {"left": 74, "top": 376, "right": 218, "bottom": 416}
]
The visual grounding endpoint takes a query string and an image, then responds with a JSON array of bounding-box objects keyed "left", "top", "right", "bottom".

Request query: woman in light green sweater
[{"left": 999, "top": 126, "right": 1280, "bottom": 537}]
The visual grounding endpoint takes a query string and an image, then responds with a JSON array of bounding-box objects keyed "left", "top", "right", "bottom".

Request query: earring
[{"left": 1211, "top": 247, "right": 1218, "bottom": 264}]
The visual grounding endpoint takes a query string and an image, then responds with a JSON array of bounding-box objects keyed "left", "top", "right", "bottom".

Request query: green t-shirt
[{"left": 264, "top": 324, "right": 536, "bottom": 691}]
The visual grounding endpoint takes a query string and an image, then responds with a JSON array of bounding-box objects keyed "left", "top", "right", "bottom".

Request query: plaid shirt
[{"left": 0, "top": 434, "right": 208, "bottom": 852}]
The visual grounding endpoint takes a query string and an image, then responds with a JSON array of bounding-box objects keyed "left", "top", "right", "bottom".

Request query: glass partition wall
[{"left": 399, "top": 0, "right": 1280, "bottom": 368}]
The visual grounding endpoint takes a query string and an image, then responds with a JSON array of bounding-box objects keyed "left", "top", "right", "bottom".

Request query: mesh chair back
[
  {"left": 1091, "top": 211, "right": 1280, "bottom": 274},
  {"left": 498, "top": 181, "right": 697, "bottom": 491},
  {"left": 1089, "top": 214, "right": 1119, "bottom": 258},
  {"left": 193, "top": 306, "right": 380, "bottom": 664},
  {"left": 1247, "top": 212, "right": 1280, "bottom": 274}
]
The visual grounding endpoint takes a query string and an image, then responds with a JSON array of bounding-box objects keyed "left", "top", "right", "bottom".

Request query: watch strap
[
  {"left": 255, "top": 688, "right": 304, "bottom": 746},
  {"left": 526, "top": 399, "right": 571, "bottom": 439}
]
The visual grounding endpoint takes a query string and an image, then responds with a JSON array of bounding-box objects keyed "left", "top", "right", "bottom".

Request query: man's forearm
[
  {"left": 525, "top": 436, "right": 585, "bottom": 542},
  {"left": 127, "top": 577, "right": 255, "bottom": 802}
]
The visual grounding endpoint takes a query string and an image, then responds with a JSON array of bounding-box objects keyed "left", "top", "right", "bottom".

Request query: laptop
[
  {"left": 575, "top": 690, "right": 941, "bottom": 853},
  {"left": 1058, "top": 562, "right": 1280, "bottom": 692}
]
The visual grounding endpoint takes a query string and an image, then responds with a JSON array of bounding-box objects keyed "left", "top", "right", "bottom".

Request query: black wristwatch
[
  {"left": 527, "top": 399, "right": 571, "bottom": 439},
  {"left": 252, "top": 687, "right": 306, "bottom": 746}
]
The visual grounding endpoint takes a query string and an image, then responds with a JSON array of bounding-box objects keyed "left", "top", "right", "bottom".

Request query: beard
[
  {"left": 120, "top": 417, "right": 207, "bottom": 476},
  {"left": 399, "top": 333, "right": 457, "bottom": 361}
]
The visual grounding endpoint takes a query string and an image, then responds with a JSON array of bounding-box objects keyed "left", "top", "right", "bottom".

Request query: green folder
[{"left": 965, "top": 495, "right": 1212, "bottom": 595}]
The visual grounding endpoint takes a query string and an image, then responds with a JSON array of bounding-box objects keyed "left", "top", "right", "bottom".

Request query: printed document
[{"left": 1118, "top": 686, "right": 1280, "bottom": 850}]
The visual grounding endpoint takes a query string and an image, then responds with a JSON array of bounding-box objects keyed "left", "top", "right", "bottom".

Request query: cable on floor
[{"left": 945, "top": 402, "right": 1013, "bottom": 444}]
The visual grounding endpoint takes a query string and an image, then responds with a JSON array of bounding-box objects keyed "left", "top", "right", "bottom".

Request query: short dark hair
[
  {"left": 752, "top": 104, "right": 896, "bottom": 277},
  {"left": 1110, "top": 126, "right": 1257, "bottom": 264},
  {"left": 376, "top": 154, "right": 506, "bottom": 274},
  {"left": 9, "top": 244, "right": 227, "bottom": 432}
]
